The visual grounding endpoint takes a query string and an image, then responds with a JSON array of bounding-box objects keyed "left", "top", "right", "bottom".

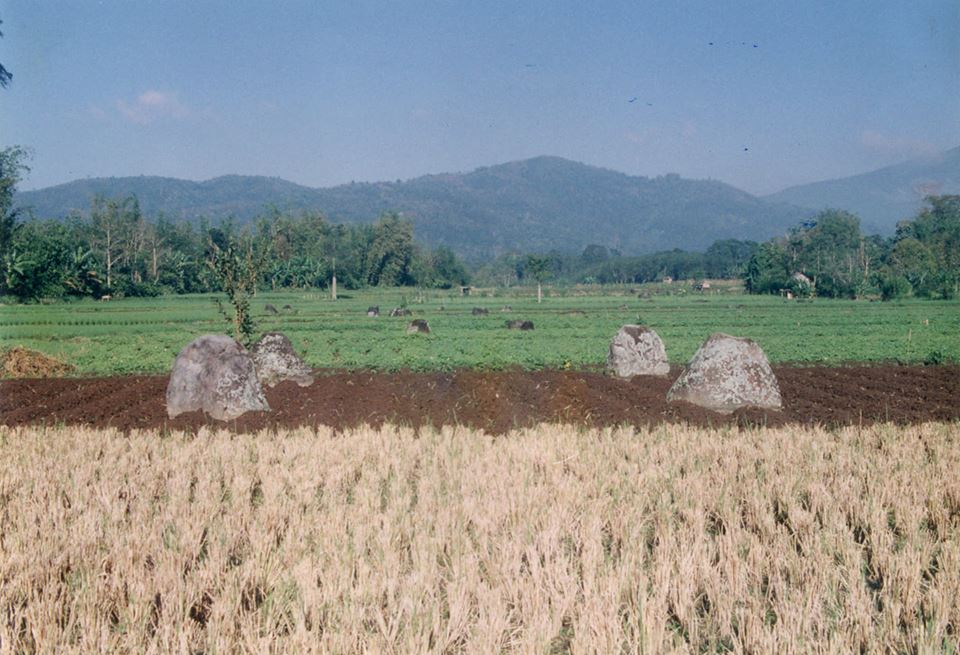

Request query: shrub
[{"left": 879, "top": 274, "right": 912, "bottom": 301}]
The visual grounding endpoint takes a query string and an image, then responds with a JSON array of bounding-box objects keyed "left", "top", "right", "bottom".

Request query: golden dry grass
[{"left": 0, "top": 422, "right": 958, "bottom": 654}]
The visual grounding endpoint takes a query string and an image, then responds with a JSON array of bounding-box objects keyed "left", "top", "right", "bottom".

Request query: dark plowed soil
[{"left": 1, "top": 366, "right": 957, "bottom": 435}]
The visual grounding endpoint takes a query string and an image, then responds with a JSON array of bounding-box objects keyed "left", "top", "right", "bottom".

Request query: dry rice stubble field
[{"left": 0, "top": 422, "right": 958, "bottom": 653}]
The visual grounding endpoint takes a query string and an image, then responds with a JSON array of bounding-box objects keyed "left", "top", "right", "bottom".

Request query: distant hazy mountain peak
[{"left": 765, "top": 146, "right": 960, "bottom": 233}]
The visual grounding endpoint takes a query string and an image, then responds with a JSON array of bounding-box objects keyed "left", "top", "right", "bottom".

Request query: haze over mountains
[
  {"left": 15, "top": 149, "right": 959, "bottom": 260},
  {"left": 765, "top": 146, "right": 960, "bottom": 235}
]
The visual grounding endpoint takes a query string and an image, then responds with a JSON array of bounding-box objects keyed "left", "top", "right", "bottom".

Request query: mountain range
[
  {"left": 15, "top": 149, "right": 959, "bottom": 260},
  {"left": 765, "top": 146, "right": 960, "bottom": 235}
]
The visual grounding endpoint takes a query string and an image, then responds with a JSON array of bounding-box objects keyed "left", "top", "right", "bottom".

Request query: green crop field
[{"left": 1, "top": 285, "right": 958, "bottom": 376}]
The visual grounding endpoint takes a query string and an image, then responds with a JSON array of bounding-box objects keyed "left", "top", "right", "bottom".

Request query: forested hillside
[{"left": 16, "top": 157, "right": 811, "bottom": 259}]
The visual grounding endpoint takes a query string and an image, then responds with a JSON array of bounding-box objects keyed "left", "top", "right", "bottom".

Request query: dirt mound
[
  {"left": 1, "top": 365, "right": 957, "bottom": 435},
  {"left": 1, "top": 348, "right": 73, "bottom": 379}
]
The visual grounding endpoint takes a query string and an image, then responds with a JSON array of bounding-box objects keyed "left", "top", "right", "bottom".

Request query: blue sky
[{"left": 2, "top": 0, "right": 958, "bottom": 193}]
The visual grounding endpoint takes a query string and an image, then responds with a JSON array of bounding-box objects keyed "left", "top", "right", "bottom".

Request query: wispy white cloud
[
  {"left": 859, "top": 130, "right": 939, "bottom": 160},
  {"left": 117, "top": 90, "right": 190, "bottom": 125}
]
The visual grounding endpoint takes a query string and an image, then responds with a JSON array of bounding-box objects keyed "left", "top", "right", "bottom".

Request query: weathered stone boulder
[
  {"left": 166, "top": 335, "right": 270, "bottom": 421},
  {"left": 390, "top": 307, "right": 412, "bottom": 317},
  {"left": 250, "top": 332, "right": 313, "bottom": 387},
  {"left": 667, "top": 333, "right": 782, "bottom": 413},
  {"left": 367, "top": 306, "right": 380, "bottom": 317},
  {"left": 407, "top": 319, "right": 430, "bottom": 334},
  {"left": 264, "top": 303, "right": 279, "bottom": 315},
  {"left": 506, "top": 320, "right": 534, "bottom": 330},
  {"left": 471, "top": 307, "right": 489, "bottom": 315},
  {"left": 607, "top": 325, "right": 669, "bottom": 378}
]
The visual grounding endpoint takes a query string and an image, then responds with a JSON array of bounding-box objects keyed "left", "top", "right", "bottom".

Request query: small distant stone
[
  {"left": 607, "top": 325, "right": 669, "bottom": 378},
  {"left": 367, "top": 306, "right": 380, "bottom": 317},
  {"left": 166, "top": 335, "right": 269, "bottom": 421},
  {"left": 501, "top": 306, "right": 512, "bottom": 312},
  {"left": 264, "top": 303, "right": 279, "bottom": 315},
  {"left": 407, "top": 319, "right": 431, "bottom": 334},
  {"left": 282, "top": 304, "right": 296, "bottom": 313},
  {"left": 390, "top": 307, "right": 412, "bottom": 317},
  {"left": 506, "top": 320, "right": 534, "bottom": 330},
  {"left": 250, "top": 332, "right": 314, "bottom": 388},
  {"left": 667, "top": 333, "right": 782, "bottom": 413},
  {"left": 471, "top": 307, "right": 489, "bottom": 315}
]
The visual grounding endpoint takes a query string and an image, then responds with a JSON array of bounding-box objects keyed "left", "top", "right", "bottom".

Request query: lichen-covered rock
[
  {"left": 607, "top": 325, "right": 669, "bottom": 377},
  {"left": 367, "top": 306, "right": 380, "bottom": 317},
  {"left": 407, "top": 319, "right": 431, "bottom": 334},
  {"left": 471, "top": 307, "right": 489, "bottom": 315},
  {"left": 667, "top": 333, "right": 781, "bottom": 413},
  {"left": 166, "top": 335, "right": 270, "bottom": 421},
  {"left": 250, "top": 332, "right": 314, "bottom": 388},
  {"left": 505, "top": 320, "right": 534, "bottom": 330},
  {"left": 390, "top": 307, "right": 412, "bottom": 317}
]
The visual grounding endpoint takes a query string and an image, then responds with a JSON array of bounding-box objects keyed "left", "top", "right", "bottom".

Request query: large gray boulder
[
  {"left": 667, "top": 333, "right": 782, "bottom": 412},
  {"left": 607, "top": 325, "right": 669, "bottom": 377},
  {"left": 250, "top": 332, "right": 314, "bottom": 387},
  {"left": 166, "top": 335, "right": 270, "bottom": 421}
]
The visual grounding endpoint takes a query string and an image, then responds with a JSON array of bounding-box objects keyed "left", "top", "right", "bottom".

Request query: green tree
[
  {"left": 889, "top": 195, "right": 960, "bottom": 298},
  {"left": 429, "top": 246, "right": 469, "bottom": 289},
  {"left": 580, "top": 244, "right": 611, "bottom": 266},
  {"left": 3, "top": 221, "right": 72, "bottom": 301},
  {"left": 786, "top": 210, "right": 867, "bottom": 298},
  {"left": 525, "top": 254, "right": 552, "bottom": 303},
  {"left": 90, "top": 194, "right": 140, "bottom": 290},
  {"left": 745, "top": 242, "right": 789, "bottom": 294},
  {"left": 704, "top": 239, "right": 758, "bottom": 279},
  {"left": 366, "top": 213, "right": 415, "bottom": 287},
  {"left": 0, "top": 145, "right": 30, "bottom": 257},
  {"left": 206, "top": 233, "right": 270, "bottom": 345}
]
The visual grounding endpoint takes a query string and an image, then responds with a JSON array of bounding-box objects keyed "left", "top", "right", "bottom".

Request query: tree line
[
  {"left": 0, "top": 147, "right": 472, "bottom": 303},
  {"left": 744, "top": 199, "right": 959, "bottom": 299},
  {"left": 2, "top": 146, "right": 956, "bottom": 302},
  {"left": 0, "top": 206, "right": 470, "bottom": 303},
  {"left": 472, "top": 239, "right": 761, "bottom": 288},
  {"left": 472, "top": 198, "right": 958, "bottom": 301}
]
